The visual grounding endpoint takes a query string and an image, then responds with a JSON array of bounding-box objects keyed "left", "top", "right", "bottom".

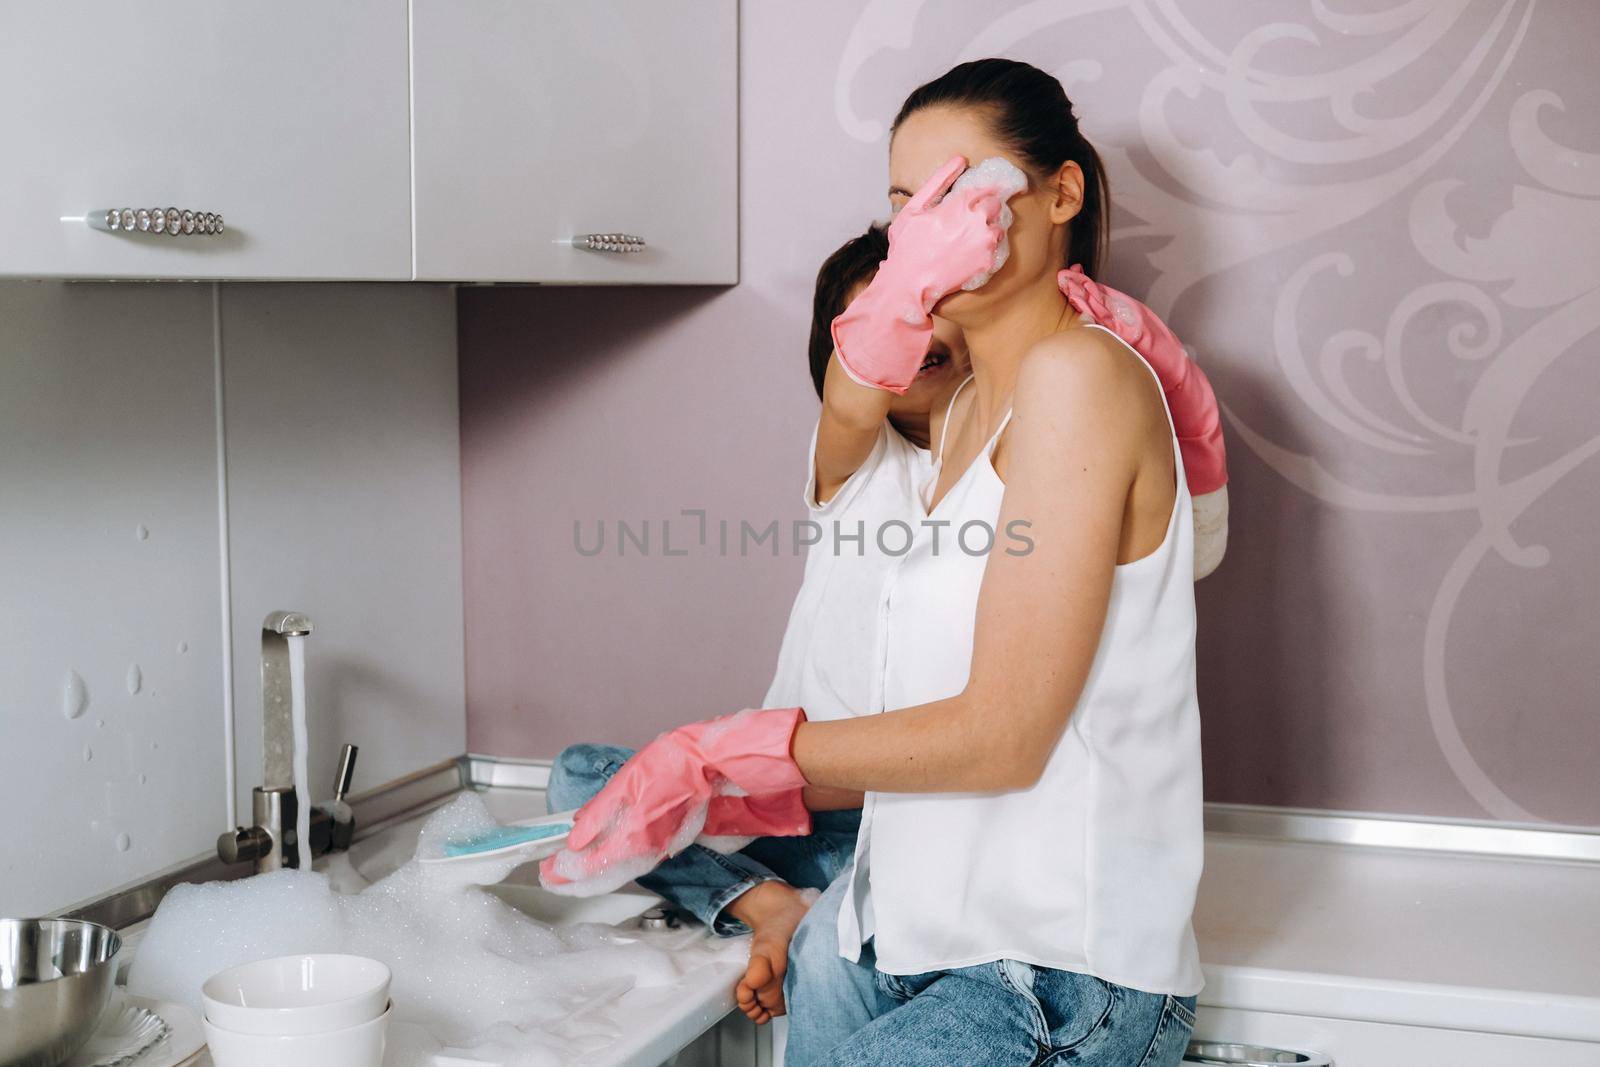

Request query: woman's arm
[
  {"left": 793, "top": 329, "right": 1165, "bottom": 792},
  {"left": 813, "top": 350, "right": 894, "bottom": 504}
]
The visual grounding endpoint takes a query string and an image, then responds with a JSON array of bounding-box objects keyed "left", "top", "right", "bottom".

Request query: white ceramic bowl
[
  {"left": 203, "top": 1001, "right": 389, "bottom": 1067},
  {"left": 201, "top": 953, "right": 390, "bottom": 1036}
]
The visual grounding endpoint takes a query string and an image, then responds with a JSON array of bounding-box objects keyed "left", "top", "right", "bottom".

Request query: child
[{"left": 546, "top": 225, "right": 970, "bottom": 1024}]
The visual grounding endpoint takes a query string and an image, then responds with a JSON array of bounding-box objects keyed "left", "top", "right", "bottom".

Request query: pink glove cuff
[
  {"left": 1059, "top": 266, "right": 1228, "bottom": 495},
  {"left": 830, "top": 285, "right": 935, "bottom": 394},
  {"left": 684, "top": 706, "right": 810, "bottom": 794}
]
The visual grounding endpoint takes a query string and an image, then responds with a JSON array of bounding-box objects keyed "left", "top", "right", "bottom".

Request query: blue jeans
[
  {"left": 785, "top": 873, "right": 1198, "bottom": 1067},
  {"left": 545, "top": 743, "right": 862, "bottom": 934}
]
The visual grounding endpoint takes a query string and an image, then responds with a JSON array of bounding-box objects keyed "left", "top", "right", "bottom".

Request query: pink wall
[{"left": 461, "top": 1, "right": 1600, "bottom": 826}]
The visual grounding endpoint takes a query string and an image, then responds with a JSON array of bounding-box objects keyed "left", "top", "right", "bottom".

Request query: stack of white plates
[{"left": 200, "top": 954, "right": 391, "bottom": 1067}]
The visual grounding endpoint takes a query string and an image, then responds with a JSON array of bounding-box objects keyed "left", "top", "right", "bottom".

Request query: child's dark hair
[
  {"left": 807, "top": 225, "right": 890, "bottom": 399},
  {"left": 893, "top": 58, "right": 1110, "bottom": 277}
]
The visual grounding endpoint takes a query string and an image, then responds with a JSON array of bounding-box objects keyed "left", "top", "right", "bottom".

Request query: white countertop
[
  {"left": 1192, "top": 833, "right": 1600, "bottom": 1041},
  {"left": 453, "top": 793, "right": 1600, "bottom": 1048},
  {"left": 117, "top": 788, "right": 1600, "bottom": 1063}
]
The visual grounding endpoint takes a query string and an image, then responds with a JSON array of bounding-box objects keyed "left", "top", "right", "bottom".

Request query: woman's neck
[{"left": 959, "top": 271, "right": 1074, "bottom": 430}]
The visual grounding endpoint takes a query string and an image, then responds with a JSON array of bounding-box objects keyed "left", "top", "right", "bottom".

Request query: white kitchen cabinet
[
  {"left": 411, "top": 0, "right": 738, "bottom": 284},
  {"left": 0, "top": 1, "right": 412, "bottom": 280}
]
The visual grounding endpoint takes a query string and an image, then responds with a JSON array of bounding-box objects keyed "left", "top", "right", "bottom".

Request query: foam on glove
[
  {"left": 541, "top": 799, "right": 711, "bottom": 898},
  {"left": 539, "top": 707, "right": 810, "bottom": 898}
]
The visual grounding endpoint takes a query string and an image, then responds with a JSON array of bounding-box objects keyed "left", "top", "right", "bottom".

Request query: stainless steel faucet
[{"left": 217, "top": 611, "right": 359, "bottom": 873}]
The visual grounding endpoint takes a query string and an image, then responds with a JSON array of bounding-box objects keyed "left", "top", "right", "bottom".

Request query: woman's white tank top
[{"left": 835, "top": 323, "right": 1206, "bottom": 996}]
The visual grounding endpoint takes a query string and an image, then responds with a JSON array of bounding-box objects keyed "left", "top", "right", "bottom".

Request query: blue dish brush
[{"left": 438, "top": 819, "right": 573, "bottom": 859}]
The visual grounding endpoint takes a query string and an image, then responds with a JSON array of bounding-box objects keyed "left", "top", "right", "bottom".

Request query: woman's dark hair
[
  {"left": 892, "top": 58, "right": 1110, "bottom": 278},
  {"left": 807, "top": 225, "right": 890, "bottom": 399}
]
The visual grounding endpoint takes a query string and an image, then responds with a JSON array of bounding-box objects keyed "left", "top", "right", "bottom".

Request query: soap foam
[
  {"left": 127, "top": 794, "right": 739, "bottom": 1065},
  {"left": 541, "top": 794, "right": 710, "bottom": 900},
  {"left": 950, "top": 157, "right": 1029, "bottom": 291},
  {"left": 539, "top": 774, "right": 757, "bottom": 899}
]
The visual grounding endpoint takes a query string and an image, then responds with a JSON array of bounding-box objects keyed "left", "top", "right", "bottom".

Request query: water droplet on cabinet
[
  {"left": 82, "top": 745, "right": 93, "bottom": 762},
  {"left": 126, "top": 663, "right": 142, "bottom": 695},
  {"left": 138, "top": 773, "right": 148, "bottom": 785},
  {"left": 135, "top": 524, "right": 150, "bottom": 541},
  {"left": 62, "top": 670, "right": 89, "bottom": 719},
  {"left": 96, "top": 719, "right": 106, "bottom": 729},
  {"left": 177, "top": 640, "right": 188, "bottom": 654},
  {"left": 114, "top": 833, "right": 131, "bottom": 852}
]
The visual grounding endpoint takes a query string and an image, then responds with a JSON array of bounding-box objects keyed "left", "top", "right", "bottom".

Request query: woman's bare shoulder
[{"left": 1014, "top": 325, "right": 1161, "bottom": 427}]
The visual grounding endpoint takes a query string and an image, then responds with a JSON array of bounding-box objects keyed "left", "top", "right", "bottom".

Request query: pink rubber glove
[
  {"left": 692, "top": 790, "right": 814, "bottom": 856},
  {"left": 1059, "top": 265, "right": 1228, "bottom": 495},
  {"left": 702, "top": 790, "right": 811, "bottom": 838},
  {"left": 831, "top": 156, "right": 1007, "bottom": 394},
  {"left": 539, "top": 707, "right": 809, "bottom": 896}
]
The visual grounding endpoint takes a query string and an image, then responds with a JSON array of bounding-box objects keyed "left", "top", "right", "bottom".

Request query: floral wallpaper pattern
[{"left": 834, "top": 0, "right": 1598, "bottom": 823}]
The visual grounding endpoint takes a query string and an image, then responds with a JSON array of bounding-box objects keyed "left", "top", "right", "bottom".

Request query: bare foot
[{"left": 727, "top": 881, "right": 816, "bottom": 1025}]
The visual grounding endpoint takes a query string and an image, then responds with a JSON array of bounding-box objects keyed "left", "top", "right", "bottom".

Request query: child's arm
[
  {"left": 814, "top": 156, "right": 1004, "bottom": 501},
  {"left": 813, "top": 350, "right": 894, "bottom": 504}
]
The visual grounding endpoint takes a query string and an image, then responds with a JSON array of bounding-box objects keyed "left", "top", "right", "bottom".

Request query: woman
[{"left": 546, "top": 58, "right": 1213, "bottom": 1066}]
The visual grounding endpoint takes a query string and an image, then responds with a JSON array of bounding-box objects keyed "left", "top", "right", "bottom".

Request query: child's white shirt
[{"left": 762, "top": 422, "right": 931, "bottom": 723}]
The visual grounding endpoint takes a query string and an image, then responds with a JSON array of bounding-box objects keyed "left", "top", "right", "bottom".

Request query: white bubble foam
[
  {"left": 414, "top": 790, "right": 501, "bottom": 860},
  {"left": 127, "top": 794, "right": 737, "bottom": 1065},
  {"left": 951, "top": 157, "right": 1029, "bottom": 291}
]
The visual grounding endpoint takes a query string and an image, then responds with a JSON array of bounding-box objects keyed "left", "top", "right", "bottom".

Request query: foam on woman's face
[{"left": 950, "top": 157, "right": 1030, "bottom": 290}]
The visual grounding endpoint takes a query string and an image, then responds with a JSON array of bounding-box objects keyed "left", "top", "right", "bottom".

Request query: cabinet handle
[
  {"left": 1185, "top": 1042, "right": 1331, "bottom": 1066},
  {"left": 569, "top": 233, "right": 645, "bottom": 253},
  {"left": 86, "top": 207, "right": 225, "bottom": 236}
]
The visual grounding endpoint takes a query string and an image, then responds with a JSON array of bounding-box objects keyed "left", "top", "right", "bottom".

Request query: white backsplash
[
  {"left": 0, "top": 280, "right": 465, "bottom": 916},
  {"left": 220, "top": 285, "right": 466, "bottom": 822}
]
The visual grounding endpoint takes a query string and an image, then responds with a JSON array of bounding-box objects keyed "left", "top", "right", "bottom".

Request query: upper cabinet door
[
  {"left": 0, "top": 2, "right": 411, "bottom": 281},
  {"left": 412, "top": 0, "right": 737, "bottom": 285}
]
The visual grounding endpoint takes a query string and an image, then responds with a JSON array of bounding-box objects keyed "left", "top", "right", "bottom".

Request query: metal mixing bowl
[{"left": 0, "top": 918, "right": 121, "bottom": 1067}]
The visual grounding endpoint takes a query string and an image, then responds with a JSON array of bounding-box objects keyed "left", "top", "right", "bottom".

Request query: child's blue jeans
[
  {"left": 783, "top": 872, "right": 1198, "bottom": 1066},
  {"left": 545, "top": 743, "right": 862, "bottom": 934}
]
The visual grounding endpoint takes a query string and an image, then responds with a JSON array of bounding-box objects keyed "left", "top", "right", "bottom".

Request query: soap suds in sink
[{"left": 127, "top": 794, "right": 738, "bottom": 1065}]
